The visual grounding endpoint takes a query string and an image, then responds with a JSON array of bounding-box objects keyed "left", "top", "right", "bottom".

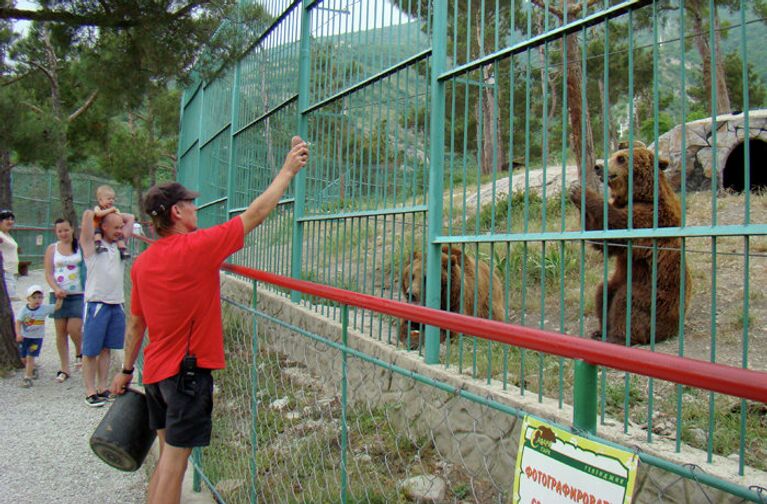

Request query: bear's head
[
  {"left": 401, "top": 246, "right": 461, "bottom": 309},
  {"left": 605, "top": 147, "right": 670, "bottom": 207},
  {"left": 401, "top": 251, "right": 426, "bottom": 305}
]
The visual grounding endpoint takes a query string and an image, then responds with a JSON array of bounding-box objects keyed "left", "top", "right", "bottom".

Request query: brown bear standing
[
  {"left": 570, "top": 147, "right": 692, "bottom": 345},
  {"left": 399, "top": 245, "right": 505, "bottom": 350}
]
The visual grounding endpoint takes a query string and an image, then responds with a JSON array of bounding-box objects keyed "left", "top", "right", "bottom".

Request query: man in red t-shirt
[{"left": 110, "top": 136, "right": 308, "bottom": 504}]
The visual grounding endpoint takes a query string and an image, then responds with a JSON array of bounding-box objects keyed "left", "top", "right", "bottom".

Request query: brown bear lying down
[
  {"left": 570, "top": 146, "right": 692, "bottom": 345},
  {"left": 398, "top": 245, "right": 505, "bottom": 350}
]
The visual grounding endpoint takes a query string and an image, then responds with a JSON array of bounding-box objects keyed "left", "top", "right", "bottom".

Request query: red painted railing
[{"left": 222, "top": 262, "right": 767, "bottom": 404}]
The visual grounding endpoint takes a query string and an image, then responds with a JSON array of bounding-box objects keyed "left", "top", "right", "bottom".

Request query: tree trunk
[
  {"left": 712, "top": 13, "right": 731, "bottom": 114},
  {"left": 690, "top": 2, "right": 731, "bottom": 115},
  {"left": 133, "top": 174, "right": 145, "bottom": 222},
  {"left": 536, "top": 16, "right": 559, "bottom": 125},
  {"left": 0, "top": 149, "right": 12, "bottom": 209},
  {"left": 55, "top": 154, "right": 77, "bottom": 228},
  {"left": 0, "top": 255, "right": 23, "bottom": 370},
  {"left": 565, "top": 33, "right": 597, "bottom": 189},
  {"left": 476, "top": 18, "right": 506, "bottom": 175},
  {"left": 44, "top": 33, "right": 78, "bottom": 228}
]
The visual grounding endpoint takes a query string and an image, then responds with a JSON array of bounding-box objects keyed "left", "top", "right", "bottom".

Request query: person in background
[
  {"left": 0, "top": 208, "right": 19, "bottom": 300},
  {"left": 44, "top": 217, "right": 85, "bottom": 383},
  {"left": 15, "top": 284, "right": 58, "bottom": 388},
  {"left": 80, "top": 211, "right": 130, "bottom": 407}
]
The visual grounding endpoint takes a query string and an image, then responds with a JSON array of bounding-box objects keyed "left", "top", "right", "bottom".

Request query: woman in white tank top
[{"left": 44, "top": 218, "right": 84, "bottom": 382}]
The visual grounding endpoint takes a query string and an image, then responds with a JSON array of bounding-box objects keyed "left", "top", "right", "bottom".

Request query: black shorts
[{"left": 144, "top": 370, "right": 214, "bottom": 448}]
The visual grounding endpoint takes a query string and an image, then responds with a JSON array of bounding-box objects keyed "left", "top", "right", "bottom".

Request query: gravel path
[{"left": 0, "top": 270, "right": 147, "bottom": 504}]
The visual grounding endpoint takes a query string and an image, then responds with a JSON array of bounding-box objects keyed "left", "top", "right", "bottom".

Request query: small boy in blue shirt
[{"left": 15, "top": 285, "right": 58, "bottom": 388}]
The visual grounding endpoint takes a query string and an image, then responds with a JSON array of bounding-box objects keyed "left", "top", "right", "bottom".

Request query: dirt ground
[{"left": 644, "top": 190, "right": 767, "bottom": 372}]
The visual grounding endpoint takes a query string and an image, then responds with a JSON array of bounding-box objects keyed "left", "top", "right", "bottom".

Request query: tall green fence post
[
  {"left": 573, "top": 360, "right": 598, "bottom": 434},
  {"left": 290, "top": 1, "right": 313, "bottom": 302},
  {"left": 250, "top": 280, "right": 259, "bottom": 504},
  {"left": 340, "top": 304, "right": 349, "bottom": 503},
  {"left": 424, "top": 0, "right": 448, "bottom": 364},
  {"left": 192, "top": 448, "right": 202, "bottom": 492},
  {"left": 226, "top": 12, "right": 242, "bottom": 220}
]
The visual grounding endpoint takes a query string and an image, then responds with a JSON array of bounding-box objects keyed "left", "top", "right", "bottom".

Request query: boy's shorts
[
  {"left": 144, "top": 371, "right": 214, "bottom": 448},
  {"left": 19, "top": 338, "right": 43, "bottom": 358},
  {"left": 50, "top": 293, "right": 84, "bottom": 320},
  {"left": 82, "top": 302, "right": 125, "bottom": 356}
]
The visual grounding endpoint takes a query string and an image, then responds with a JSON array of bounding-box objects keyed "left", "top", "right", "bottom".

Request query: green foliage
[
  {"left": 723, "top": 51, "right": 767, "bottom": 109},
  {"left": 604, "top": 375, "right": 645, "bottom": 417},
  {"left": 639, "top": 111, "right": 676, "bottom": 143},
  {"left": 0, "top": 84, "right": 54, "bottom": 165},
  {"left": 496, "top": 241, "right": 579, "bottom": 288}
]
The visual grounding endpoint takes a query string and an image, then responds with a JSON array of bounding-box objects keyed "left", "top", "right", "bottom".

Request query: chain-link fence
[{"left": 10, "top": 165, "right": 139, "bottom": 266}]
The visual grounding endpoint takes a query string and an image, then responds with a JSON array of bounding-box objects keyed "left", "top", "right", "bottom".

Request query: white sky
[{"left": 13, "top": 0, "right": 35, "bottom": 35}]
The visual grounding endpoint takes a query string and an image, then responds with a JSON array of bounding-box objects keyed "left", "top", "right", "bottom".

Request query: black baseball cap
[
  {"left": 0, "top": 209, "right": 14, "bottom": 220},
  {"left": 143, "top": 183, "right": 199, "bottom": 217}
]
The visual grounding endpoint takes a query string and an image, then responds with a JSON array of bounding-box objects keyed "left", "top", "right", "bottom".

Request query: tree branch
[
  {"left": 22, "top": 101, "right": 45, "bottom": 115},
  {"left": 530, "top": 0, "right": 563, "bottom": 19},
  {"left": 170, "top": 2, "right": 209, "bottom": 20},
  {"left": 28, "top": 61, "right": 56, "bottom": 88},
  {"left": 0, "top": 7, "right": 138, "bottom": 28},
  {"left": 1, "top": 70, "right": 34, "bottom": 87},
  {"left": 567, "top": 0, "right": 601, "bottom": 18},
  {"left": 68, "top": 90, "right": 99, "bottom": 122}
]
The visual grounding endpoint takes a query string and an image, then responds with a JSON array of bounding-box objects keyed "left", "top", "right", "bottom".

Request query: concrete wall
[
  {"left": 221, "top": 275, "right": 763, "bottom": 503},
  {"left": 650, "top": 110, "right": 767, "bottom": 191}
]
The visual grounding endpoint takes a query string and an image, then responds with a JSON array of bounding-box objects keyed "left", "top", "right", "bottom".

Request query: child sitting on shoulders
[
  {"left": 15, "top": 285, "right": 61, "bottom": 388},
  {"left": 93, "top": 184, "right": 131, "bottom": 260}
]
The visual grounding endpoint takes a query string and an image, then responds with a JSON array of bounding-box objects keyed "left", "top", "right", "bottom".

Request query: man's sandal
[{"left": 55, "top": 371, "right": 69, "bottom": 383}]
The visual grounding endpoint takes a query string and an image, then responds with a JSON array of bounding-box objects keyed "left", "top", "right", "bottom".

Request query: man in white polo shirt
[{"left": 80, "top": 211, "right": 132, "bottom": 407}]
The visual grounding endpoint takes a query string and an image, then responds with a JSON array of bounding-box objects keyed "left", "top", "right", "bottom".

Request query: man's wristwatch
[{"left": 121, "top": 367, "right": 134, "bottom": 375}]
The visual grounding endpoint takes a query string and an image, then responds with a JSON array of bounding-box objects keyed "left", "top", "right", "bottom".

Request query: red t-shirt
[{"left": 131, "top": 217, "right": 244, "bottom": 384}]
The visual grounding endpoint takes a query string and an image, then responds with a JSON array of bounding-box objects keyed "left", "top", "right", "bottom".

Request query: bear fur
[
  {"left": 570, "top": 146, "right": 692, "bottom": 345},
  {"left": 399, "top": 245, "right": 505, "bottom": 350}
]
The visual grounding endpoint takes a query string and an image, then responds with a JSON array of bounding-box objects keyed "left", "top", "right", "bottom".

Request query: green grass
[{"left": 477, "top": 190, "right": 575, "bottom": 234}]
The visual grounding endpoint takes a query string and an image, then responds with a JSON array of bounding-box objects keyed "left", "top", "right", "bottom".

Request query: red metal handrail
[{"left": 222, "top": 263, "right": 767, "bottom": 404}]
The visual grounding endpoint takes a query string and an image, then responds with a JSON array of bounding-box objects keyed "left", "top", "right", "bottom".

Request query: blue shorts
[
  {"left": 82, "top": 302, "right": 125, "bottom": 357},
  {"left": 49, "top": 293, "right": 84, "bottom": 319},
  {"left": 19, "top": 338, "right": 43, "bottom": 358}
]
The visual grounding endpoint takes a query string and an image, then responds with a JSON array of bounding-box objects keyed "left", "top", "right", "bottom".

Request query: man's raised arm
[
  {"left": 80, "top": 210, "right": 96, "bottom": 258},
  {"left": 239, "top": 136, "right": 309, "bottom": 234}
]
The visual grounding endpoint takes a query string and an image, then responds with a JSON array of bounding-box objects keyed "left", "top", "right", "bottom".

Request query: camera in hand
[{"left": 177, "top": 354, "right": 198, "bottom": 397}]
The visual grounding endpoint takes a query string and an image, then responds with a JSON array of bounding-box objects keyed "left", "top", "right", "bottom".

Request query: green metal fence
[
  {"left": 9, "top": 166, "right": 139, "bottom": 265},
  {"left": 176, "top": 0, "right": 767, "bottom": 501}
]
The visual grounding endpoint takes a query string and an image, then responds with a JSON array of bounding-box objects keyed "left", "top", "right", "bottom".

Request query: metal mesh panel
[{"left": 10, "top": 166, "right": 137, "bottom": 262}]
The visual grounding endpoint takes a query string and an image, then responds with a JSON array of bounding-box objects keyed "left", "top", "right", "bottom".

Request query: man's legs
[
  {"left": 82, "top": 355, "right": 100, "bottom": 397},
  {"left": 99, "top": 303, "right": 125, "bottom": 393},
  {"left": 97, "top": 347, "right": 111, "bottom": 392},
  {"left": 148, "top": 429, "right": 192, "bottom": 504},
  {"left": 82, "top": 302, "right": 105, "bottom": 400}
]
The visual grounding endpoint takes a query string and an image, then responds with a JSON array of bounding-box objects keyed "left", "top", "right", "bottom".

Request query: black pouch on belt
[{"left": 177, "top": 354, "right": 198, "bottom": 397}]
